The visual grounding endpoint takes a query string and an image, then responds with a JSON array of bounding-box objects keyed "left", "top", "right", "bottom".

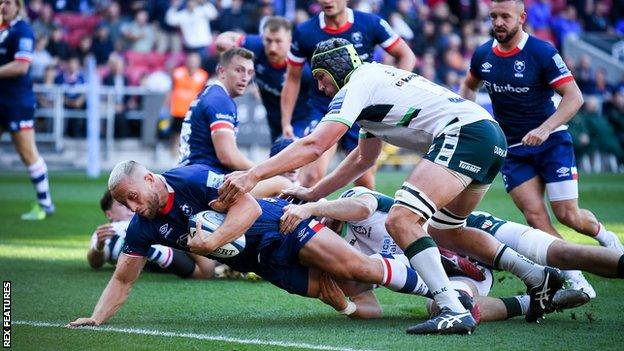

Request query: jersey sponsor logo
[
  {"left": 481, "top": 62, "right": 492, "bottom": 73},
  {"left": 483, "top": 80, "right": 530, "bottom": 94},
  {"left": 556, "top": 166, "right": 570, "bottom": 177},
  {"left": 394, "top": 73, "right": 417, "bottom": 87},
  {"left": 458, "top": 161, "right": 482, "bottom": 173},
  {"left": 494, "top": 146, "right": 507, "bottom": 157},
  {"left": 447, "top": 97, "right": 465, "bottom": 103},
  {"left": 206, "top": 171, "right": 224, "bottom": 189},
  {"left": 352, "top": 225, "right": 372, "bottom": 238},
  {"left": 215, "top": 113, "right": 235, "bottom": 122},
  {"left": 513, "top": 60, "right": 525, "bottom": 78},
  {"left": 327, "top": 90, "right": 346, "bottom": 114},
  {"left": 481, "top": 219, "right": 494, "bottom": 230},
  {"left": 552, "top": 54, "right": 569, "bottom": 75}
]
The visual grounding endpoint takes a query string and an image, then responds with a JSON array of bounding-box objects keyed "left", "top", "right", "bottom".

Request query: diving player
[
  {"left": 281, "top": 0, "right": 416, "bottom": 189},
  {"left": 0, "top": 0, "right": 54, "bottom": 220},
  {"left": 215, "top": 16, "right": 313, "bottom": 143},
  {"left": 88, "top": 189, "right": 216, "bottom": 279},
  {"left": 219, "top": 38, "right": 563, "bottom": 334},
  {"left": 459, "top": 0, "right": 623, "bottom": 260}
]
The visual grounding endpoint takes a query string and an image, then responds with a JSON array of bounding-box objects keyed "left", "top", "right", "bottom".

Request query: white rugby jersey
[
  {"left": 322, "top": 63, "right": 495, "bottom": 154},
  {"left": 90, "top": 220, "right": 130, "bottom": 264},
  {"left": 339, "top": 187, "right": 403, "bottom": 256}
]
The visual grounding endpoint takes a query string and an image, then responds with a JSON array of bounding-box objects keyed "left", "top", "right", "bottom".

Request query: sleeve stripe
[
  {"left": 550, "top": 75, "right": 574, "bottom": 88},
  {"left": 381, "top": 35, "right": 401, "bottom": 50},
  {"left": 15, "top": 52, "right": 33, "bottom": 61},
  {"left": 209, "top": 121, "right": 234, "bottom": 130},
  {"left": 122, "top": 252, "right": 146, "bottom": 258},
  {"left": 320, "top": 116, "right": 353, "bottom": 128},
  {"left": 15, "top": 57, "right": 32, "bottom": 63},
  {"left": 287, "top": 52, "right": 306, "bottom": 65},
  {"left": 210, "top": 128, "right": 235, "bottom": 135}
]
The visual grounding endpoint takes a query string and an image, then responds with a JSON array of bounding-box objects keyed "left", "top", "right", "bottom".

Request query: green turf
[{"left": 1, "top": 171, "right": 623, "bottom": 350}]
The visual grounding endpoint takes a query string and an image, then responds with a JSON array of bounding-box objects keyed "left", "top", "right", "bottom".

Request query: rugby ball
[{"left": 188, "top": 210, "right": 246, "bottom": 259}]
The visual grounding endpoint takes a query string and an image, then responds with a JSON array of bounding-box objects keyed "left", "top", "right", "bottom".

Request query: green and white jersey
[
  {"left": 339, "top": 187, "right": 402, "bottom": 256},
  {"left": 322, "top": 63, "right": 495, "bottom": 155}
]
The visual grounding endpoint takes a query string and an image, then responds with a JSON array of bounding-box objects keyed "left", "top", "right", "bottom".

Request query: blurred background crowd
[{"left": 8, "top": 0, "right": 624, "bottom": 172}]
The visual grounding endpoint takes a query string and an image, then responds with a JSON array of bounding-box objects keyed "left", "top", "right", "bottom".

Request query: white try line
[{"left": 15, "top": 320, "right": 376, "bottom": 351}]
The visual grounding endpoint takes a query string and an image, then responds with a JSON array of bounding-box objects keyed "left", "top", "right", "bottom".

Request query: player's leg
[
  {"left": 250, "top": 175, "right": 293, "bottom": 198},
  {"left": 545, "top": 239, "right": 624, "bottom": 278},
  {"left": 509, "top": 177, "right": 562, "bottom": 238},
  {"left": 187, "top": 253, "right": 216, "bottom": 279},
  {"left": 11, "top": 127, "right": 55, "bottom": 220}
]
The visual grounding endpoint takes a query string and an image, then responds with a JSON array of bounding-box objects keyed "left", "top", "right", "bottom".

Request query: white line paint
[{"left": 15, "top": 320, "right": 376, "bottom": 351}]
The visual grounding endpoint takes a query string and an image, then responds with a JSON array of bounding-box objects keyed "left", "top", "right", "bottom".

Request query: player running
[
  {"left": 459, "top": 0, "right": 623, "bottom": 262},
  {"left": 282, "top": 0, "right": 416, "bottom": 189},
  {"left": 220, "top": 38, "right": 565, "bottom": 334},
  {"left": 0, "top": 0, "right": 54, "bottom": 220},
  {"left": 215, "top": 16, "right": 313, "bottom": 143}
]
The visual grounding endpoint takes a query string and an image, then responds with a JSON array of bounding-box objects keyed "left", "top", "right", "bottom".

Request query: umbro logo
[
  {"left": 159, "top": 224, "right": 169, "bottom": 235},
  {"left": 556, "top": 167, "right": 570, "bottom": 177},
  {"left": 481, "top": 62, "right": 492, "bottom": 72}
]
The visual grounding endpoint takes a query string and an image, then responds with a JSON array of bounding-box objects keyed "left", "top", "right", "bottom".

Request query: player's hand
[
  {"left": 281, "top": 124, "right": 295, "bottom": 139},
  {"left": 67, "top": 317, "right": 100, "bottom": 328},
  {"left": 282, "top": 185, "right": 318, "bottom": 202},
  {"left": 187, "top": 219, "right": 210, "bottom": 255},
  {"left": 95, "top": 224, "right": 116, "bottom": 243},
  {"left": 280, "top": 203, "right": 313, "bottom": 234},
  {"left": 318, "top": 273, "right": 348, "bottom": 311},
  {"left": 522, "top": 124, "right": 552, "bottom": 146},
  {"left": 219, "top": 171, "right": 258, "bottom": 204}
]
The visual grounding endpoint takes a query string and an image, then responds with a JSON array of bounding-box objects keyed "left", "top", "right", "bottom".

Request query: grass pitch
[{"left": 1, "top": 171, "right": 623, "bottom": 350}]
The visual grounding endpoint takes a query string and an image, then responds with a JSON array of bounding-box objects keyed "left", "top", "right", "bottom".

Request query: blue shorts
[
  {"left": 502, "top": 130, "right": 578, "bottom": 200},
  {"left": 0, "top": 103, "right": 35, "bottom": 133},
  {"left": 307, "top": 102, "right": 360, "bottom": 152},
  {"left": 256, "top": 218, "right": 322, "bottom": 296}
]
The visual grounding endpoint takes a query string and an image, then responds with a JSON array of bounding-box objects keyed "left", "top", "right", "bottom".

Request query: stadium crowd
[{"left": 11, "top": 0, "right": 624, "bottom": 171}]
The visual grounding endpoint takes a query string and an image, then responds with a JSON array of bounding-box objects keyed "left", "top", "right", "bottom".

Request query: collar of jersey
[
  {"left": 492, "top": 31, "right": 529, "bottom": 57},
  {"left": 8, "top": 16, "right": 23, "bottom": 27},
  {"left": 156, "top": 174, "right": 175, "bottom": 215},
  {"left": 214, "top": 80, "right": 231, "bottom": 97},
  {"left": 319, "top": 8, "right": 354, "bottom": 34}
]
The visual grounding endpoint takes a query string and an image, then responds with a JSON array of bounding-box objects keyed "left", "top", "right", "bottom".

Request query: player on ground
[
  {"left": 88, "top": 190, "right": 216, "bottom": 279},
  {"left": 177, "top": 47, "right": 290, "bottom": 197},
  {"left": 282, "top": 0, "right": 417, "bottom": 189},
  {"left": 0, "top": 0, "right": 54, "bottom": 220},
  {"left": 219, "top": 38, "right": 564, "bottom": 334},
  {"left": 459, "top": 0, "right": 623, "bottom": 261},
  {"left": 67, "top": 161, "right": 477, "bottom": 327},
  {"left": 215, "top": 16, "right": 313, "bottom": 143}
]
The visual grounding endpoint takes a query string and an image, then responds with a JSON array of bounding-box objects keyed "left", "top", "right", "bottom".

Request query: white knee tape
[
  {"left": 430, "top": 207, "right": 467, "bottom": 230},
  {"left": 392, "top": 182, "right": 437, "bottom": 220},
  {"left": 515, "top": 228, "right": 557, "bottom": 265}
]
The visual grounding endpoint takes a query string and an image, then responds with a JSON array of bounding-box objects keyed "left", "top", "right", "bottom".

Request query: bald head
[
  {"left": 108, "top": 160, "right": 145, "bottom": 191},
  {"left": 108, "top": 160, "right": 164, "bottom": 219}
]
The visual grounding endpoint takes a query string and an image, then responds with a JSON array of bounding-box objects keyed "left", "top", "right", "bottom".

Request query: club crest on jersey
[
  {"left": 180, "top": 204, "right": 193, "bottom": 216},
  {"left": 351, "top": 31, "right": 363, "bottom": 44},
  {"left": 514, "top": 60, "right": 525, "bottom": 78},
  {"left": 481, "top": 62, "right": 492, "bottom": 73}
]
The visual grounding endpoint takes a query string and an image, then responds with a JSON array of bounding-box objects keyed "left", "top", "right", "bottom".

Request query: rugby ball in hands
[{"left": 188, "top": 210, "right": 246, "bottom": 259}]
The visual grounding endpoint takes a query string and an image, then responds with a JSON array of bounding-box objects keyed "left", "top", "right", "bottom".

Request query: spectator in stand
[
  {"left": 576, "top": 54, "right": 595, "bottom": 94},
  {"left": 31, "top": 3, "right": 56, "bottom": 39},
  {"left": 31, "top": 35, "right": 53, "bottom": 83},
  {"left": 578, "top": 96, "right": 623, "bottom": 172},
  {"left": 36, "top": 64, "right": 58, "bottom": 108},
  {"left": 168, "top": 52, "right": 208, "bottom": 156},
  {"left": 51, "top": 0, "right": 95, "bottom": 14},
  {"left": 147, "top": 0, "right": 181, "bottom": 53},
  {"left": 166, "top": 0, "right": 217, "bottom": 69},
  {"left": 583, "top": 0, "right": 610, "bottom": 32},
  {"left": 215, "top": 0, "right": 255, "bottom": 33},
  {"left": 46, "top": 25, "right": 70, "bottom": 61},
  {"left": 76, "top": 36, "right": 93, "bottom": 65},
  {"left": 589, "top": 68, "right": 613, "bottom": 99},
  {"left": 26, "top": 0, "right": 43, "bottom": 20},
  {"left": 55, "top": 56, "right": 86, "bottom": 136},
  {"left": 91, "top": 24, "right": 115, "bottom": 66},
  {"left": 607, "top": 91, "right": 624, "bottom": 167},
  {"left": 102, "top": 54, "right": 131, "bottom": 138},
  {"left": 550, "top": 5, "right": 582, "bottom": 48},
  {"left": 121, "top": 9, "right": 155, "bottom": 53},
  {"left": 100, "top": 1, "right": 127, "bottom": 49},
  {"left": 527, "top": 0, "right": 552, "bottom": 32}
]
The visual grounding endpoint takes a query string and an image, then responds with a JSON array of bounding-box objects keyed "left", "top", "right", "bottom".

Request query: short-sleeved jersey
[
  {"left": 323, "top": 63, "right": 494, "bottom": 154},
  {"left": 178, "top": 81, "right": 238, "bottom": 171},
  {"left": 288, "top": 8, "right": 400, "bottom": 108},
  {"left": 241, "top": 34, "right": 312, "bottom": 130},
  {"left": 0, "top": 18, "right": 35, "bottom": 106},
  {"left": 469, "top": 32, "right": 574, "bottom": 145},
  {"left": 465, "top": 211, "right": 508, "bottom": 236},
  {"left": 339, "top": 187, "right": 402, "bottom": 256}
]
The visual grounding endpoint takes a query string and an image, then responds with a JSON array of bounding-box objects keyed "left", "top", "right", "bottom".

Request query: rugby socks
[
  {"left": 494, "top": 244, "right": 544, "bottom": 287},
  {"left": 500, "top": 295, "right": 530, "bottom": 319},
  {"left": 405, "top": 237, "right": 466, "bottom": 313},
  {"left": 593, "top": 223, "right": 609, "bottom": 243},
  {"left": 28, "top": 157, "right": 52, "bottom": 209},
  {"left": 147, "top": 245, "right": 174, "bottom": 268},
  {"left": 370, "top": 253, "right": 430, "bottom": 297},
  {"left": 618, "top": 255, "right": 624, "bottom": 279}
]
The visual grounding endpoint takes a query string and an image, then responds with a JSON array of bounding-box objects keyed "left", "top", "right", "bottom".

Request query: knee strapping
[
  {"left": 392, "top": 182, "right": 437, "bottom": 221},
  {"left": 515, "top": 228, "right": 557, "bottom": 265},
  {"left": 430, "top": 207, "right": 467, "bottom": 230}
]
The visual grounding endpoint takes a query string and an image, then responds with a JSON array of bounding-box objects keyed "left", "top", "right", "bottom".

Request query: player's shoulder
[
  {"left": 164, "top": 164, "right": 225, "bottom": 185},
  {"left": 241, "top": 34, "right": 263, "bottom": 54},
  {"left": 295, "top": 15, "right": 320, "bottom": 34},
  {"left": 200, "top": 84, "right": 235, "bottom": 108},
  {"left": 525, "top": 34, "right": 558, "bottom": 53},
  {"left": 473, "top": 39, "right": 495, "bottom": 58},
  {"left": 352, "top": 9, "right": 382, "bottom": 23},
  {"left": 126, "top": 214, "right": 150, "bottom": 238},
  {"left": 12, "top": 19, "right": 34, "bottom": 34}
]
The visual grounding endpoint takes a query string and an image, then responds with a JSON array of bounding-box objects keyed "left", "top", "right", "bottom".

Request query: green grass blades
[{"left": 1, "top": 171, "right": 624, "bottom": 350}]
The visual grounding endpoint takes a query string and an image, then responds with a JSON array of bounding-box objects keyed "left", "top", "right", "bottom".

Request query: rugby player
[
  {"left": 219, "top": 38, "right": 564, "bottom": 334},
  {"left": 88, "top": 190, "right": 216, "bottom": 279},
  {"left": 281, "top": 0, "right": 416, "bottom": 189},
  {"left": 459, "top": 0, "right": 623, "bottom": 265}
]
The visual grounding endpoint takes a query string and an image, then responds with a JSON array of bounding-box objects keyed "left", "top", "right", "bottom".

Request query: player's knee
[
  {"left": 553, "top": 205, "right": 580, "bottom": 227},
  {"left": 522, "top": 208, "right": 550, "bottom": 228},
  {"left": 344, "top": 257, "right": 377, "bottom": 282}
]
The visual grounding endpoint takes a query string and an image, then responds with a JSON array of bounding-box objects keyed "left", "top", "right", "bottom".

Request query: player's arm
[
  {"left": 280, "top": 63, "right": 303, "bottom": 138},
  {"left": 215, "top": 31, "right": 243, "bottom": 53},
  {"left": 212, "top": 129, "right": 256, "bottom": 170},
  {"left": 280, "top": 193, "right": 377, "bottom": 234},
  {"left": 385, "top": 39, "right": 417, "bottom": 71},
  {"left": 68, "top": 254, "right": 146, "bottom": 327},
  {"left": 187, "top": 193, "right": 261, "bottom": 255},
  {"left": 522, "top": 81, "right": 584, "bottom": 146},
  {"left": 87, "top": 224, "right": 116, "bottom": 269},
  {"left": 318, "top": 274, "right": 382, "bottom": 319},
  {"left": 0, "top": 60, "right": 30, "bottom": 78},
  {"left": 459, "top": 71, "right": 482, "bottom": 102}
]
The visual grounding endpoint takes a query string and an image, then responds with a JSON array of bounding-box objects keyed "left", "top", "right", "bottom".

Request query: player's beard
[
  {"left": 495, "top": 24, "right": 520, "bottom": 44},
  {"left": 144, "top": 192, "right": 161, "bottom": 219}
]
